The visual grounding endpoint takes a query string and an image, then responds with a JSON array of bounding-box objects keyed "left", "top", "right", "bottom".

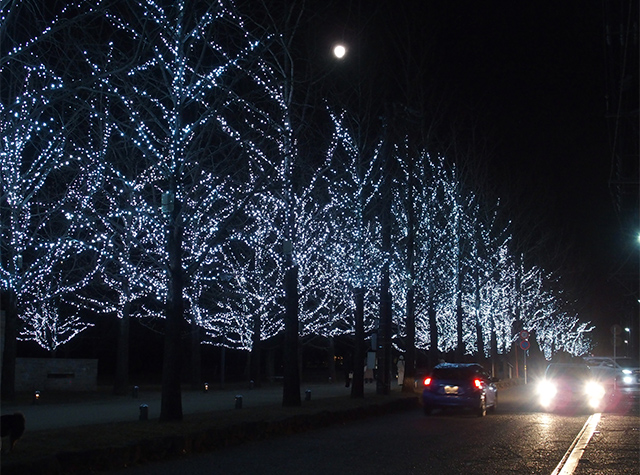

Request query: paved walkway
[{"left": 1, "top": 381, "right": 389, "bottom": 432}]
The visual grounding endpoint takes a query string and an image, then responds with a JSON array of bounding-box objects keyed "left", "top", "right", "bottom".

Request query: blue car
[{"left": 422, "top": 363, "right": 498, "bottom": 417}]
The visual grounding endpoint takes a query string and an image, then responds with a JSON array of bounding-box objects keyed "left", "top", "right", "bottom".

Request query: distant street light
[{"left": 625, "top": 327, "right": 631, "bottom": 354}]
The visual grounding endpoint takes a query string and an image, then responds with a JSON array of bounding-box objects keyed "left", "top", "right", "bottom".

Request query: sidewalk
[
  {"left": 2, "top": 381, "right": 385, "bottom": 432},
  {"left": 1, "top": 381, "right": 416, "bottom": 474}
]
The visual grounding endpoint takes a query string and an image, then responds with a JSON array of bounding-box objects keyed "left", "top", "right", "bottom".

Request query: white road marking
[{"left": 550, "top": 413, "right": 601, "bottom": 475}]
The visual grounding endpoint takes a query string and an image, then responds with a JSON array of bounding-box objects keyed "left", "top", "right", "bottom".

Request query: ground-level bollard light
[
  {"left": 235, "top": 395, "right": 243, "bottom": 409},
  {"left": 305, "top": 389, "right": 311, "bottom": 401},
  {"left": 33, "top": 390, "right": 41, "bottom": 405},
  {"left": 139, "top": 404, "right": 148, "bottom": 421},
  {"left": 204, "top": 382, "right": 209, "bottom": 393},
  {"left": 132, "top": 385, "right": 139, "bottom": 398}
]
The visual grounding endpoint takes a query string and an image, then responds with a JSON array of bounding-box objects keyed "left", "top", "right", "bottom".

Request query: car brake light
[
  {"left": 424, "top": 377, "right": 432, "bottom": 386},
  {"left": 473, "top": 379, "right": 483, "bottom": 389}
]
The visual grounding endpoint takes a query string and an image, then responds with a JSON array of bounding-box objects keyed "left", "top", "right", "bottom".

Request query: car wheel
[{"left": 477, "top": 398, "right": 486, "bottom": 417}]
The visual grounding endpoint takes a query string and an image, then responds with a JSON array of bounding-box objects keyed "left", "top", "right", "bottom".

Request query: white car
[{"left": 583, "top": 356, "right": 640, "bottom": 401}]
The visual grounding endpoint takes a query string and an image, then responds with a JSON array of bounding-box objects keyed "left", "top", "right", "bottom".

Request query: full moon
[{"left": 333, "top": 44, "right": 346, "bottom": 59}]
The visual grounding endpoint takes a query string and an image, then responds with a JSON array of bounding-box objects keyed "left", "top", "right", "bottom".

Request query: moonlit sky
[{"left": 309, "top": 0, "right": 638, "bottom": 352}]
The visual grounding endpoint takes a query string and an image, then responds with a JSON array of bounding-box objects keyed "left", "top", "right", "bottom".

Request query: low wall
[{"left": 16, "top": 357, "right": 98, "bottom": 392}]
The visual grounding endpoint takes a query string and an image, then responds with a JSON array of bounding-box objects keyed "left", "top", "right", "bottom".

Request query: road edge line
[{"left": 550, "top": 412, "right": 601, "bottom": 475}]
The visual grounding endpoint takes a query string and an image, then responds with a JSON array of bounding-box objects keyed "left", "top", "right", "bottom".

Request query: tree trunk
[
  {"left": 1, "top": 290, "right": 17, "bottom": 401},
  {"left": 403, "top": 149, "right": 416, "bottom": 393},
  {"left": 455, "top": 298, "right": 464, "bottom": 362},
  {"left": 190, "top": 316, "right": 202, "bottom": 390},
  {"left": 266, "top": 347, "right": 275, "bottom": 383},
  {"left": 282, "top": 263, "right": 301, "bottom": 406},
  {"left": 474, "top": 274, "right": 484, "bottom": 362},
  {"left": 160, "top": 202, "right": 184, "bottom": 422},
  {"left": 327, "top": 336, "right": 336, "bottom": 383},
  {"left": 475, "top": 317, "right": 484, "bottom": 363},
  {"left": 377, "top": 120, "right": 394, "bottom": 396},
  {"left": 219, "top": 346, "right": 226, "bottom": 388},
  {"left": 377, "top": 194, "right": 392, "bottom": 395},
  {"left": 250, "top": 314, "right": 262, "bottom": 387},
  {"left": 378, "top": 274, "right": 392, "bottom": 395},
  {"left": 428, "top": 291, "right": 439, "bottom": 367},
  {"left": 490, "top": 318, "right": 498, "bottom": 378},
  {"left": 403, "top": 285, "right": 416, "bottom": 393},
  {"left": 113, "top": 301, "right": 131, "bottom": 396},
  {"left": 351, "top": 288, "right": 365, "bottom": 398},
  {"left": 0, "top": 309, "right": 4, "bottom": 394}
]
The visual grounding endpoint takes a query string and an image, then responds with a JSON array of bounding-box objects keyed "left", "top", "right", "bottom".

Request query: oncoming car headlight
[
  {"left": 621, "top": 369, "right": 634, "bottom": 385},
  {"left": 584, "top": 381, "right": 605, "bottom": 399},
  {"left": 584, "top": 381, "right": 606, "bottom": 408},
  {"left": 537, "top": 380, "right": 557, "bottom": 397},
  {"left": 537, "top": 380, "right": 557, "bottom": 407}
]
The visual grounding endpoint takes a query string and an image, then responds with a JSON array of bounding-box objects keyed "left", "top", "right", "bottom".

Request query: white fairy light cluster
[
  {"left": 0, "top": 61, "right": 105, "bottom": 351},
  {"left": 0, "top": 0, "right": 592, "bottom": 359}
]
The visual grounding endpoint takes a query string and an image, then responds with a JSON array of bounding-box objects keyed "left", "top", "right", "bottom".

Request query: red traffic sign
[
  {"left": 519, "top": 330, "right": 530, "bottom": 340},
  {"left": 520, "top": 339, "right": 531, "bottom": 351}
]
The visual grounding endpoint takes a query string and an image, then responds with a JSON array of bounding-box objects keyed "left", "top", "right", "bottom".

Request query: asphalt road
[{"left": 105, "top": 385, "right": 640, "bottom": 475}]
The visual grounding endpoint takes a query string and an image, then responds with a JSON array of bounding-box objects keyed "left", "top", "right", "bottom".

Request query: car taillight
[
  {"left": 424, "top": 377, "right": 432, "bottom": 386},
  {"left": 473, "top": 379, "right": 483, "bottom": 389}
]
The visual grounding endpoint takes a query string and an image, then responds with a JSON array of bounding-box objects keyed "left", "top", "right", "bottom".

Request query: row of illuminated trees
[{"left": 0, "top": 0, "right": 592, "bottom": 418}]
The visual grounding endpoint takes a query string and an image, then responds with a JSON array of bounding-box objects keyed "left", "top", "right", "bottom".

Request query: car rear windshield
[{"left": 432, "top": 367, "right": 479, "bottom": 379}]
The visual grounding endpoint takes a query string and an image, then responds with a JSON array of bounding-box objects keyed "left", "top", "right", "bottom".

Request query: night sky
[{"left": 315, "top": 0, "right": 638, "bottom": 352}]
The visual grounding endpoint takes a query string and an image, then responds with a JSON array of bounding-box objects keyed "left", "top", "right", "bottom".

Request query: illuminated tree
[
  {"left": 389, "top": 135, "right": 417, "bottom": 391},
  {"left": 89, "top": 0, "right": 279, "bottom": 420},
  {"left": 238, "top": 0, "right": 356, "bottom": 406},
  {"left": 67, "top": 151, "right": 171, "bottom": 394},
  {"left": 462, "top": 198, "right": 511, "bottom": 359},
  {"left": 425, "top": 161, "right": 473, "bottom": 359},
  {"left": 19, "top": 285, "right": 93, "bottom": 354},
  {"left": 0, "top": 60, "right": 104, "bottom": 396},
  {"left": 517, "top": 266, "right": 593, "bottom": 358},
  {"left": 392, "top": 151, "right": 445, "bottom": 365},
  {"left": 254, "top": 8, "right": 302, "bottom": 408},
  {"left": 214, "top": 192, "right": 286, "bottom": 386},
  {"left": 322, "top": 109, "right": 385, "bottom": 397}
]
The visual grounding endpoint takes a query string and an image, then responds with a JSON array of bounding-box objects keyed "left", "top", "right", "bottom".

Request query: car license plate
[{"left": 444, "top": 385, "right": 459, "bottom": 395}]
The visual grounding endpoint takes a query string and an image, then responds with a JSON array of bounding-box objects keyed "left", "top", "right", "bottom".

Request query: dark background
[{"left": 323, "top": 0, "right": 639, "bottom": 355}]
